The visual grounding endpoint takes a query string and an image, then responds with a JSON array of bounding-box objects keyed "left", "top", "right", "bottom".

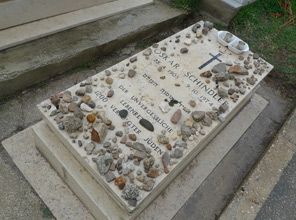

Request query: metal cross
[{"left": 198, "top": 53, "right": 222, "bottom": 70}]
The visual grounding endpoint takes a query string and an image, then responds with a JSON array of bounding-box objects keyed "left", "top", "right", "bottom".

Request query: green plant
[
  {"left": 40, "top": 204, "right": 54, "bottom": 219},
  {"left": 39, "top": 82, "right": 49, "bottom": 89},
  {"left": 172, "top": 0, "right": 201, "bottom": 12},
  {"left": 229, "top": 0, "right": 296, "bottom": 88}
]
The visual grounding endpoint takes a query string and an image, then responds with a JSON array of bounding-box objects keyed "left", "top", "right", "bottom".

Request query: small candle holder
[
  {"left": 224, "top": 33, "right": 233, "bottom": 43},
  {"left": 236, "top": 41, "right": 246, "bottom": 50}
]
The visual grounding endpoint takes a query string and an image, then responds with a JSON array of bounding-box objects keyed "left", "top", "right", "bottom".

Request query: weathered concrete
[
  {"left": 0, "top": 0, "right": 153, "bottom": 50},
  {"left": 0, "top": 0, "right": 185, "bottom": 95},
  {"left": 0, "top": 0, "right": 114, "bottom": 30},
  {"left": 201, "top": 0, "right": 243, "bottom": 24},
  {"left": 172, "top": 82, "right": 294, "bottom": 220},
  {"left": 219, "top": 108, "right": 296, "bottom": 220},
  {"left": 255, "top": 108, "right": 296, "bottom": 220},
  {"left": 0, "top": 148, "right": 47, "bottom": 220}
]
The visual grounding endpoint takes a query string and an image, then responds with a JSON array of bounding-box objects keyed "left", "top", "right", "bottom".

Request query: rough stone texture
[
  {"left": 173, "top": 83, "right": 293, "bottom": 220},
  {"left": 0, "top": 1, "right": 185, "bottom": 95},
  {"left": 0, "top": 148, "right": 46, "bottom": 220},
  {"left": 63, "top": 116, "right": 82, "bottom": 133},
  {"left": 220, "top": 108, "right": 296, "bottom": 220}
]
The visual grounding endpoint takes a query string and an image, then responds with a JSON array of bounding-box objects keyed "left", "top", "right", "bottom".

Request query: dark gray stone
[
  {"left": 85, "top": 85, "right": 92, "bottom": 93},
  {"left": 212, "top": 63, "right": 227, "bottom": 74},
  {"left": 88, "top": 101, "right": 96, "bottom": 109},
  {"left": 192, "top": 23, "right": 201, "bottom": 33},
  {"left": 104, "top": 171, "right": 116, "bottom": 182},
  {"left": 180, "top": 48, "right": 188, "bottom": 54},
  {"left": 119, "top": 109, "right": 128, "bottom": 119},
  {"left": 96, "top": 154, "right": 113, "bottom": 174},
  {"left": 58, "top": 122, "right": 64, "bottom": 130},
  {"left": 75, "top": 89, "right": 85, "bottom": 96},
  {"left": 174, "top": 140, "right": 187, "bottom": 149},
  {"left": 122, "top": 184, "right": 139, "bottom": 200},
  {"left": 202, "top": 116, "right": 212, "bottom": 127},
  {"left": 132, "top": 142, "right": 146, "bottom": 152},
  {"left": 128, "top": 199, "right": 137, "bottom": 207},
  {"left": 116, "top": 131, "right": 123, "bottom": 137},
  {"left": 173, "top": 148, "right": 183, "bottom": 159},
  {"left": 181, "top": 125, "right": 191, "bottom": 136},
  {"left": 139, "top": 119, "right": 154, "bottom": 132}
]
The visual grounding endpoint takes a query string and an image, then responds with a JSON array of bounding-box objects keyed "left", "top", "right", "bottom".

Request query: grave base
[{"left": 2, "top": 93, "right": 268, "bottom": 220}]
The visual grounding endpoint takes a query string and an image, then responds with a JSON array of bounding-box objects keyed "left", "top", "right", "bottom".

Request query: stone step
[
  {"left": 0, "top": 1, "right": 185, "bottom": 95},
  {"left": 219, "top": 108, "right": 296, "bottom": 220},
  {"left": 1, "top": 93, "right": 268, "bottom": 220},
  {"left": 0, "top": 0, "right": 153, "bottom": 51},
  {"left": 201, "top": 0, "right": 243, "bottom": 25}
]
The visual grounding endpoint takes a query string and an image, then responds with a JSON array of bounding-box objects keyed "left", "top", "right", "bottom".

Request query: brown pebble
[
  {"left": 87, "top": 114, "right": 96, "bottom": 123},
  {"left": 147, "top": 169, "right": 160, "bottom": 178},
  {"left": 109, "top": 163, "right": 116, "bottom": 171},
  {"left": 206, "top": 79, "right": 210, "bottom": 84},
  {"left": 128, "top": 69, "right": 136, "bottom": 78},
  {"left": 189, "top": 100, "right": 196, "bottom": 107},
  {"left": 68, "top": 103, "right": 76, "bottom": 112},
  {"left": 107, "top": 90, "right": 114, "bottom": 97},
  {"left": 118, "top": 183, "right": 125, "bottom": 190},
  {"left": 171, "top": 109, "right": 182, "bottom": 124},
  {"left": 175, "top": 83, "right": 181, "bottom": 87},
  {"left": 160, "top": 76, "right": 165, "bottom": 79},
  {"left": 83, "top": 95, "right": 91, "bottom": 103},
  {"left": 106, "top": 77, "right": 113, "bottom": 84},
  {"left": 200, "top": 70, "right": 212, "bottom": 78},
  {"left": 166, "top": 144, "right": 172, "bottom": 151},
  {"left": 202, "top": 28, "right": 209, "bottom": 35},
  {"left": 120, "top": 135, "right": 127, "bottom": 144},
  {"left": 231, "top": 93, "right": 237, "bottom": 99},
  {"left": 115, "top": 175, "right": 127, "bottom": 186},
  {"left": 164, "top": 167, "right": 169, "bottom": 174},
  {"left": 129, "top": 134, "right": 137, "bottom": 141},
  {"left": 57, "top": 93, "right": 63, "bottom": 99},
  {"left": 157, "top": 66, "right": 162, "bottom": 72},
  {"left": 126, "top": 142, "right": 132, "bottom": 147}
]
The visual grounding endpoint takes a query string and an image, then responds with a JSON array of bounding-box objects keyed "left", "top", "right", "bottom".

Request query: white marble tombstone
[{"left": 37, "top": 20, "right": 273, "bottom": 217}]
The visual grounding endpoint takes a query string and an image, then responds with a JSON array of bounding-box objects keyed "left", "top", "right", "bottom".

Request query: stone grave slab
[
  {"left": 1, "top": 93, "right": 268, "bottom": 220},
  {"left": 37, "top": 21, "right": 273, "bottom": 214}
]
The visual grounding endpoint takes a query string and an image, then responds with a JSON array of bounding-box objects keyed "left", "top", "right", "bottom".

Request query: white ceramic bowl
[
  {"left": 228, "top": 39, "right": 249, "bottom": 54},
  {"left": 217, "top": 31, "right": 237, "bottom": 46},
  {"left": 217, "top": 31, "right": 249, "bottom": 54}
]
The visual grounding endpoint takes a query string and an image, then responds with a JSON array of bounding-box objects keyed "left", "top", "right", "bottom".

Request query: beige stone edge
[
  {"left": 219, "top": 108, "right": 296, "bottom": 220},
  {"left": 0, "top": 0, "right": 153, "bottom": 51}
]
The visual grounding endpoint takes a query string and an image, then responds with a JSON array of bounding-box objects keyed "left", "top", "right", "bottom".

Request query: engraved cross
[{"left": 198, "top": 53, "right": 222, "bottom": 70}]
